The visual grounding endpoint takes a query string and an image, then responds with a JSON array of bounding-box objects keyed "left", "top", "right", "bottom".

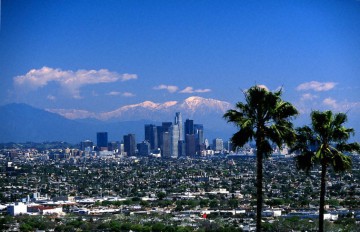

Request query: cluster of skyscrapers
[
  {"left": 80, "top": 112, "right": 225, "bottom": 157},
  {"left": 142, "top": 112, "right": 205, "bottom": 158}
]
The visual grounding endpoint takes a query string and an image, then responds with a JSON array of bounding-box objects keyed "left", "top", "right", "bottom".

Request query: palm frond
[
  {"left": 223, "top": 109, "right": 243, "bottom": 124},
  {"left": 267, "top": 121, "right": 296, "bottom": 148},
  {"left": 333, "top": 113, "right": 347, "bottom": 126},
  {"left": 273, "top": 101, "right": 298, "bottom": 121},
  {"left": 311, "top": 110, "right": 332, "bottom": 139},
  {"left": 231, "top": 127, "right": 254, "bottom": 148},
  {"left": 336, "top": 142, "right": 360, "bottom": 153},
  {"left": 295, "top": 151, "right": 316, "bottom": 173},
  {"left": 332, "top": 151, "right": 352, "bottom": 172}
]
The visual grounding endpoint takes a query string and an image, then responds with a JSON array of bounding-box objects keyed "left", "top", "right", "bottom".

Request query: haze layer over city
[{"left": 0, "top": 1, "right": 360, "bottom": 232}]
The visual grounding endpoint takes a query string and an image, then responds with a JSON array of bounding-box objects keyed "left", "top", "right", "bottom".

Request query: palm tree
[
  {"left": 224, "top": 85, "right": 298, "bottom": 232},
  {"left": 291, "top": 110, "right": 360, "bottom": 232}
]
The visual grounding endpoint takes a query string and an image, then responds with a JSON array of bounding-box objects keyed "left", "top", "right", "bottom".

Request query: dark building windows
[
  {"left": 97, "top": 132, "right": 108, "bottom": 150},
  {"left": 124, "top": 134, "right": 136, "bottom": 156}
]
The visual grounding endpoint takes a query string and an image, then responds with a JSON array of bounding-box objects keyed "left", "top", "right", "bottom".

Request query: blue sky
[{"left": 1, "top": 0, "right": 360, "bottom": 136}]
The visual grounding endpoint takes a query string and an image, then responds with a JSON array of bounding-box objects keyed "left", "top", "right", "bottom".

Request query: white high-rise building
[
  {"left": 171, "top": 124, "right": 179, "bottom": 158},
  {"left": 213, "top": 138, "right": 224, "bottom": 152},
  {"left": 175, "top": 112, "right": 183, "bottom": 141}
]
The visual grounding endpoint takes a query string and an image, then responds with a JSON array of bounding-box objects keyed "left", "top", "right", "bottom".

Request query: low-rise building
[{"left": 7, "top": 202, "right": 27, "bottom": 216}]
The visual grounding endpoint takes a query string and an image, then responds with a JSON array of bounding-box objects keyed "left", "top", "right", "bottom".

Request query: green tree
[
  {"left": 200, "top": 199, "right": 209, "bottom": 208},
  {"left": 20, "top": 223, "right": 33, "bottom": 232},
  {"left": 152, "top": 222, "right": 166, "bottom": 232},
  {"left": 0, "top": 216, "right": 14, "bottom": 231},
  {"left": 224, "top": 85, "right": 298, "bottom": 232},
  {"left": 228, "top": 198, "right": 239, "bottom": 209},
  {"left": 209, "top": 199, "right": 219, "bottom": 208},
  {"left": 140, "top": 200, "right": 149, "bottom": 207},
  {"left": 291, "top": 110, "right": 360, "bottom": 232},
  {"left": 157, "top": 191, "right": 166, "bottom": 200}
]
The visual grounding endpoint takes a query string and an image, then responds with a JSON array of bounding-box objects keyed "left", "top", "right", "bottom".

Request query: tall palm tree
[
  {"left": 224, "top": 85, "right": 298, "bottom": 232},
  {"left": 291, "top": 110, "right": 360, "bottom": 232}
]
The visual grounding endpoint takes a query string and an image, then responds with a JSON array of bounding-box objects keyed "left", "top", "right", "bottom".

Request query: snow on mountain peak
[
  {"left": 126, "top": 100, "right": 177, "bottom": 109},
  {"left": 46, "top": 108, "right": 96, "bottom": 119},
  {"left": 137, "top": 101, "right": 159, "bottom": 109},
  {"left": 182, "top": 96, "right": 231, "bottom": 112},
  {"left": 160, "top": 101, "right": 178, "bottom": 108},
  {"left": 185, "top": 96, "right": 204, "bottom": 102},
  {"left": 47, "top": 96, "right": 231, "bottom": 121}
]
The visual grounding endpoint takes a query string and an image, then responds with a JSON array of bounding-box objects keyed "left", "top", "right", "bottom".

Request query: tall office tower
[
  {"left": 175, "top": 112, "right": 183, "bottom": 140},
  {"left": 137, "top": 140, "right": 150, "bottom": 156},
  {"left": 145, "top": 124, "right": 158, "bottom": 150},
  {"left": 97, "top": 132, "right": 108, "bottom": 150},
  {"left": 178, "top": 140, "right": 186, "bottom": 157},
  {"left": 213, "top": 138, "right": 224, "bottom": 152},
  {"left": 194, "top": 124, "right": 204, "bottom": 144},
  {"left": 170, "top": 125, "right": 179, "bottom": 158},
  {"left": 185, "top": 134, "right": 196, "bottom": 156},
  {"left": 185, "top": 119, "right": 194, "bottom": 135},
  {"left": 194, "top": 124, "right": 204, "bottom": 155},
  {"left": 225, "top": 140, "right": 233, "bottom": 152},
  {"left": 162, "top": 122, "right": 172, "bottom": 132},
  {"left": 158, "top": 122, "right": 172, "bottom": 151},
  {"left": 80, "top": 140, "right": 93, "bottom": 151},
  {"left": 124, "top": 134, "right": 136, "bottom": 156},
  {"left": 157, "top": 126, "right": 163, "bottom": 149},
  {"left": 162, "top": 131, "right": 171, "bottom": 158}
]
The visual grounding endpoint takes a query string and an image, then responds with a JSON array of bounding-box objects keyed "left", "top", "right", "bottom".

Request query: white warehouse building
[{"left": 7, "top": 202, "right": 27, "bottom": 216}]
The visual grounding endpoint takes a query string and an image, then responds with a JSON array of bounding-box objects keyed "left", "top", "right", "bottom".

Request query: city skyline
[
  {"left": 87, "top": 112, "right": 219, "bottom": 157},
  {"left": 0, "top": 1, "right": 360, "bottom": 141}
]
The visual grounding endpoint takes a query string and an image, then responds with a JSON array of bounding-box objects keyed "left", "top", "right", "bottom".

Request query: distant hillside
[
  {"left": 0, "top": 103, "right": 81, "bottom": 143},
  {"left": 0, "top": 104, "right": 150, "bottom": 143}
]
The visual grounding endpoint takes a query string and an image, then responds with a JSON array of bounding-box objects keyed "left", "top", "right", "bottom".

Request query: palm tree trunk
[
  {"left": 319, "top": 163, "right": 327, "bottom": 232},
  {"left": 256, "top": 151, "right": 263, "bottom": 232}
]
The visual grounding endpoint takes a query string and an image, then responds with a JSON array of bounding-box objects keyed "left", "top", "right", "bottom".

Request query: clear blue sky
[{"left": 1, "top": 0, "right": 360, "bottom": 135}]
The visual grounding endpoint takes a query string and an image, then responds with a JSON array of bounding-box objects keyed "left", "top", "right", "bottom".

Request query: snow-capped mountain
[
  {"left": 180, "top": 96, "right": 231, "bottom": 113},
  {"left": 47, "top": 96, "right": 232, "bottom": 122}
]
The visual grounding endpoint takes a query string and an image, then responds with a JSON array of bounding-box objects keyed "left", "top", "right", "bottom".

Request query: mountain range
[
  {"left": 0, "top": 96, "right": 235, "bottom": 144},
  {"left": 46, "top": 96, "right": 232, "bottom": 121}
]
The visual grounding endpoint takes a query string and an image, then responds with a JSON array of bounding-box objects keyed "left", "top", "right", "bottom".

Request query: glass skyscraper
[
  {"left": 175, "top": 112, "right": 183, "bottom": 140},
  {"left": 97, "top": 132, "right": 108, "bottom": 149},
  {"left": 185, "top": 119, "right": 194, "bottom": 135},
  {"left": 145, "top": 124, "right": 158, "bottom": 150},
  {"left": 124, "top": 134, "right": 136, "bottom": 156}
]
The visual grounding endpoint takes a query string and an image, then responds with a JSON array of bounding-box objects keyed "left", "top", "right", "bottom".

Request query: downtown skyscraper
[
  {"left": 185, "top": 119, "right": 194, "bottom": 135},
  {"left": 124, "top": 134, "right": 136, "bottom": 156},
  {"left": 170, "top": 124, "right": 179, "bottom": 158},
  {"left": 96, "top": 132, "right": 108, "bottom": 150},
  {"left": 175, "top": 112, "right": 183, "bottom": 141},
  {"left": 145, "top": 124, "right": 158, "bottom": 150}
]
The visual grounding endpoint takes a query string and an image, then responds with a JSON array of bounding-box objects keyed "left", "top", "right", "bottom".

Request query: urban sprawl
[{"left": 0, "top": 112, "right": 359, "bottom": 231}]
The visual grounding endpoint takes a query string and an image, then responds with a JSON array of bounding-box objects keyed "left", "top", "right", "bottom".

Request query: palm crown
[
  {"left": 292, "top": 110, "right": 359, "bottom": 173},
  {"left": 224, "top": 86, "right": 298, "bottom": 154}
]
